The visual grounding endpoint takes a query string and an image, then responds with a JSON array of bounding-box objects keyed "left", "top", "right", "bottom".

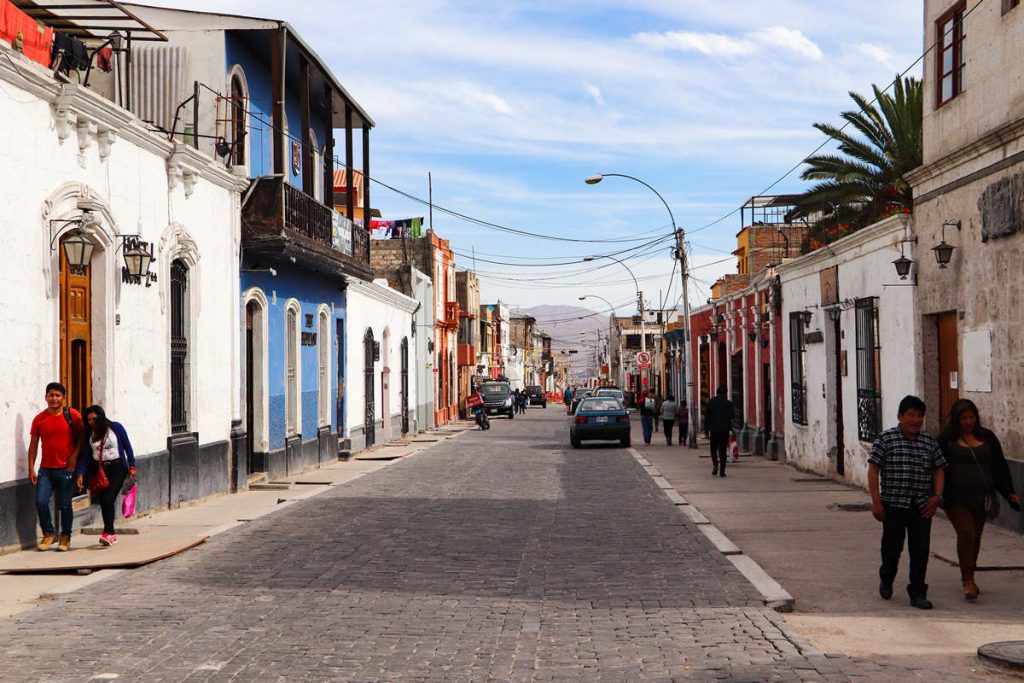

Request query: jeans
[
  {"left": 944, "top": 505, "right": 987, "bottom": 580},
  {"left": 36, "top": 467, "right": 75, "bottom": 537},
  {"left": 880, "top": 504, "right": 932, "bottom": 597},
  {"left": 640, "top": 415, "right": 654, "bottom": 444},
  {"left": 662, "top": 419, "right": 675, "bottom": 444},
  {"left": 678, "top": 423, "right": 689, "bottom": 445},
  {"left": 709, "top": 431, "right": 730, "bottom": 474}
]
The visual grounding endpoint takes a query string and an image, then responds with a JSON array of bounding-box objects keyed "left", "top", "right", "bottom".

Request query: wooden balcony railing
[{"left": 242, "top": 176, "right": 372, "bottom": 279}]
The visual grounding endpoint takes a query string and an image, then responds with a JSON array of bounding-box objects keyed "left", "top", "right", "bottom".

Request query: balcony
[
  {"left": 440, "top": 301, "right": 460, "bottom": 330},
  {"left": 242, "top": 176, "right": 372, "bottom": 280}
]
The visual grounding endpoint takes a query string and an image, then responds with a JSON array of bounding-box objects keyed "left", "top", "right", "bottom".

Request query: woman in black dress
[{"left": 938, "top": 399, "right": 1020, "bottom": 599}]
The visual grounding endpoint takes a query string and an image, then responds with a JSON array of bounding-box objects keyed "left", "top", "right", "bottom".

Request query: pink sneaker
[{"left": 99, "top": 533, "right": 117, "bottom": 546}]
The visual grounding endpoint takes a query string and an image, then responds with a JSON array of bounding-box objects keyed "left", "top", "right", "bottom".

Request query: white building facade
[
  {"left": 0, "top": 56, "right": 246, "bottom": 548},
  {"left": 345, "top": 279, "right": 418, "bottom": 452},
  {"left": 779, "top": 216, "right": 920, "bottom": 487}
]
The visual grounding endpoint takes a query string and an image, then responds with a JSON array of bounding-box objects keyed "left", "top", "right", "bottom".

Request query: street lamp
[
  {"left": 586, "top": 172, "right": 696, "bottom": 446},
  {"left": 61, "top": 230, "right": 95, "bottom": 275}
]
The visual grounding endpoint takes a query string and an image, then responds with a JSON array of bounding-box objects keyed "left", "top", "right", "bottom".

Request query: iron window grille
[
  {"left": 855, "top": 298, "right": 882, "bottom": 442},
  {"left": 170, "top": 260, "right": 189, "bottom": 434},
  {"left": 789, "top": 312, "right": 807, "bottom": 425}
]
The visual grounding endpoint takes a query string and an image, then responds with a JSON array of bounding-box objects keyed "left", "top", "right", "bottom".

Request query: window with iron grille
[
  {"left": 936, "top": 1, "right": 967, "bottom": 107},
  {"left": 855, "top": 298, "right": 882, "bottom": 442},
  {"left": 170, "top": 260, "right": 189, "bottom": 434},
  {"left": 286, "top": 305, "right": 299, "bottom": 436},
  {"left": 789, "top": 312, "right": 807, "bottom": 426},
  {"left": 318, "top": 310, "right": 330, "bottom": 427}
]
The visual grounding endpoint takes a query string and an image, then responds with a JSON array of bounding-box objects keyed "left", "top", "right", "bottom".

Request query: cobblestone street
[{"left": 0, "top": 410, "right": 1005, "bottom": 682}]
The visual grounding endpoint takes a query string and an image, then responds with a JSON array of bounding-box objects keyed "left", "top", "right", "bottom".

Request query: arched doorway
[
  {"left": 244, "top": 293, "right": 268, "bottom": 474},
  {"left": 400, "top": 337, "right": 410, "bottom": 435},
  {"left": 364, "top": 328, "right": 375, "bottom": 448},
  {"left": 59, "top": 240, "right": 92, "bottom": 412},
  {"left": 170, "top": 259, "right": 191, "bottom": 434}
]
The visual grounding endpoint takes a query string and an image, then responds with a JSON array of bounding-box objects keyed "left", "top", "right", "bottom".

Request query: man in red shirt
[{"left": 28, "top": 382, "right": 83, "bottom": 551}]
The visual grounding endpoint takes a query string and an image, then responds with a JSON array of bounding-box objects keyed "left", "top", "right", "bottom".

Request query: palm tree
[{"left": 792, "top": 76, "right": 922, "bottom": 233}]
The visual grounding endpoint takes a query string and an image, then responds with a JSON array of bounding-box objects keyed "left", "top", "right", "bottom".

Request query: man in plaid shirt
[{"left": 868, "top": 395, "right": 947, "bottom": 609}]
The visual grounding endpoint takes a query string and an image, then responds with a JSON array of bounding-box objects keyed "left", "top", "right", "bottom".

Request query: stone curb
[{"left": 628, "top": 448, "right": 796, "bottom": 613}]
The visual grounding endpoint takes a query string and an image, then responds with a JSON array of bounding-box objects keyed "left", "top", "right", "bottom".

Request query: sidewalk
[
  {"left": 0, "top": 424, "right": 472, "bottom": 620},
  {"left": 632, "top": 419, "right": 1024, "bottom": 679}
]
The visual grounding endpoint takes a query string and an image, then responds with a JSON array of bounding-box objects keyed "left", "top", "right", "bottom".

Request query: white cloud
[
  {"left": 633, "top": 30, "right": 755, "bottom": 57},
  {"left": 584, "top": 84, "right": 605, "bottom": 106},
  {"left": 749, "top": 26, "right": 823, "bottom": 61},
  {"left": 634, "top": 25, "right": 822, "bottom": 61},
  {"left": 854, "top": 42, "right": 899, "bottom": 70}
]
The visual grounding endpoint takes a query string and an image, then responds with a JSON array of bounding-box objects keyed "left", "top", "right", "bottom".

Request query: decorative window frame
[
  {"left": 284, "top": 298, "right": 302, "bottom": 436},
  {"left": 225, "top": 64, "right": 251, "bottom": 172},
  {"left": 318, "top": 303, "right": 331, "bottom": 428}
]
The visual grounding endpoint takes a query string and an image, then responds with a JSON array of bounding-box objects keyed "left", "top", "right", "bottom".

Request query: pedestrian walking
[
  {"left": 563, "top": 387, "right": 573, "bottom": 414},
  {"left": 677, "top": 400, "right": 689, "bottom": 445},
  {"left": 660, "top": 395, "right": 678, "bottom": 445},
  {"left": 704, "top": 386, "right": 733, "bottom": 477},
  {"left": 639, "top": 391, "right": 655, "bottom": 446},
  {"left": 75, "top": 405, "right": 137, "bottom": 546},
  {"left": 938, "top": 399, "right": 1021, "bottom": 600},
  {"left": 653, "top": 393, "right": 662, "bottom": 432},
  {"left": 518, "top": 390, "right": 528, "bottom": 414},
  {"left": 868, "top": 395, "right": 947, "bottom": 610},
  {"left": 27, "top": 382, "right": 83, "bottom": 551}
]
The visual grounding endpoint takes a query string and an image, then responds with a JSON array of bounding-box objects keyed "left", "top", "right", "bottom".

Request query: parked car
[
  {"left": 525, "top": 385, "right": 547, "bottom": 408},
  {"left": 479, "top": 381, "right": 515, "bottom": 418},
  {"left": 569, "top": 387, "right": 593, "bottom": 414},
  {"left": 570, "top": 397, "right": 631, "bottom": 448}
]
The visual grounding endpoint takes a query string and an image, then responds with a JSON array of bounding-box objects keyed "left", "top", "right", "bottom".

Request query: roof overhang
[{"left": 12, "top": 0, "right": 166, "bottom": 41}]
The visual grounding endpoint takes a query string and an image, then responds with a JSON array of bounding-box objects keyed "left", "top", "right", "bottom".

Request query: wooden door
[
  {"left": 245, "top": 302, "right": 256, "bottom": 472},
  {"left": 937, "top": 312, "right": 959, "bottom": 424},
  {"left": 59, "top": 249, "right": 91, "bottom": 412}
]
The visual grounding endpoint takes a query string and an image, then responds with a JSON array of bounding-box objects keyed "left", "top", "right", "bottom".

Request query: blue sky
[{"left": 146, "top": 0, "right": 923, "bottom": 315}]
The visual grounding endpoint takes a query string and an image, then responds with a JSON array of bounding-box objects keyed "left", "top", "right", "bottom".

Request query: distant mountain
[{"left": 520, "top": 304, "right": 609, "bottom": 376}]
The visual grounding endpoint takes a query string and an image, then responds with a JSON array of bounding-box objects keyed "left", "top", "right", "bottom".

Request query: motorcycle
[{"left": 468, "top": 391, "right": 490, "bottom": 430}]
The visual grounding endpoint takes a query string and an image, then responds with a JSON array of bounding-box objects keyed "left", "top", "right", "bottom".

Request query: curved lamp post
[
  {"left": 580, "top": 294, "right": 623, "bottom": 387},
  {"left": 586, "top": 172, "right": 696, "bottom": 446}
]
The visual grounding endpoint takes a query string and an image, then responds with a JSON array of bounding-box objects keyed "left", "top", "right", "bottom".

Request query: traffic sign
[{"left": 636, "top": 351, "right": 652, "bottom": 369}]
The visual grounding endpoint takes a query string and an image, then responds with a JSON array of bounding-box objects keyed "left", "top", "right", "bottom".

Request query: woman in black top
[{"left": 938, "top": 399, "right": 1020, "bottom": 600}]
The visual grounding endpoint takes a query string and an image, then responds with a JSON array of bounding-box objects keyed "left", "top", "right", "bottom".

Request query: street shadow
[{"left": 173, "top": 449, "right": 756, "bottom": 609}]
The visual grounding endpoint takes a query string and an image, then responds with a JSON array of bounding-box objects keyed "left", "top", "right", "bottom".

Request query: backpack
[{"left": 644, "top": 397, "right": 655, "bottom": 411}]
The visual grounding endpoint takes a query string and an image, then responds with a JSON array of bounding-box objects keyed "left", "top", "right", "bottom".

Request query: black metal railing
[
  {"left": 791, "top": 383, "right": 807, "bottom": 426},
  {"left": 857, "top": 389, "right": 881, "bottom": 442},
  {"left": 283, "top": 181, "right": 333, "bottom": 243}
]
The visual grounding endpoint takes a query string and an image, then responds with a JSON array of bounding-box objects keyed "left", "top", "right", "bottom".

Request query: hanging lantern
[
  {"left": 932, "top": 241, "right": 955, "bottom": 268},
  {"left": 122, "top": 238, "right": 154, "bottom": 279},
  {"left": 62, "top": 231, "right": 94, "bottom": 275},
  {"left": 893, "top": 254, "right": 913, "bottom": 280}
]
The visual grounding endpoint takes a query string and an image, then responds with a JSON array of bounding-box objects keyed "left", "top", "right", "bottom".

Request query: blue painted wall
[
  {"left": 242, "top": 270, "right": 346, "bottom": 451},
  {"left": 225, "top": 32, "right": 333, "bottom": 193}
]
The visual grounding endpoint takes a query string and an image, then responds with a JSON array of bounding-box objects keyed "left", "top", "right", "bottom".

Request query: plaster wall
[
  {"left": 344, "top": 280, "right": 417, "bottom": 451},
  {"left": 0, "top": 59, "right": 245, "bottom": 486},
  {"left": 779, "top": 217, "right": 920, "bottom": 488},
  {"left": 921, "top": 0, "right": 1024, "bottom": 164}
]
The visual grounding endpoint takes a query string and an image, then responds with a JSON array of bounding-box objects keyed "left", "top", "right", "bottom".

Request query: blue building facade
[{"left": 226, "top": 24, "right": 376, "bottom": 483}]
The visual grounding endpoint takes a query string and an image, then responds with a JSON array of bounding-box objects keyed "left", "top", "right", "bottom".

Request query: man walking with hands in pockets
[
  {"left": 868, "top": 395, "right": 947, "bottom": 610},
  {"left": 28, "top": 382, "right": 83, "bottom": 551}
]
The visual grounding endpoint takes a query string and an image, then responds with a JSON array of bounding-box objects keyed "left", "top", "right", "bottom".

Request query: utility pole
[
  {"left": 638, "top": 290, "right": 647, "bottom": 391},
  {"left": 676, "top": 230, "right": 697, "bottom": 447}
]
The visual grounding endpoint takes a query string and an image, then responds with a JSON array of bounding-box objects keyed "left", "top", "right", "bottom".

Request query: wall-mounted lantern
[
  {"left": 61, "top": 229, "right": 95, "bottom": 275},
  {"left": 121, "top": 236, "right": 155, "bottom": 286},
  {"left": 933, "top": 220, "right": 961, "bottom": 268}
]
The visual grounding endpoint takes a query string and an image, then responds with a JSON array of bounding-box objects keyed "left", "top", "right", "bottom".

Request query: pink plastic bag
[{"left": 121, "top": 485, "right": 137, "bottom": 518}]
